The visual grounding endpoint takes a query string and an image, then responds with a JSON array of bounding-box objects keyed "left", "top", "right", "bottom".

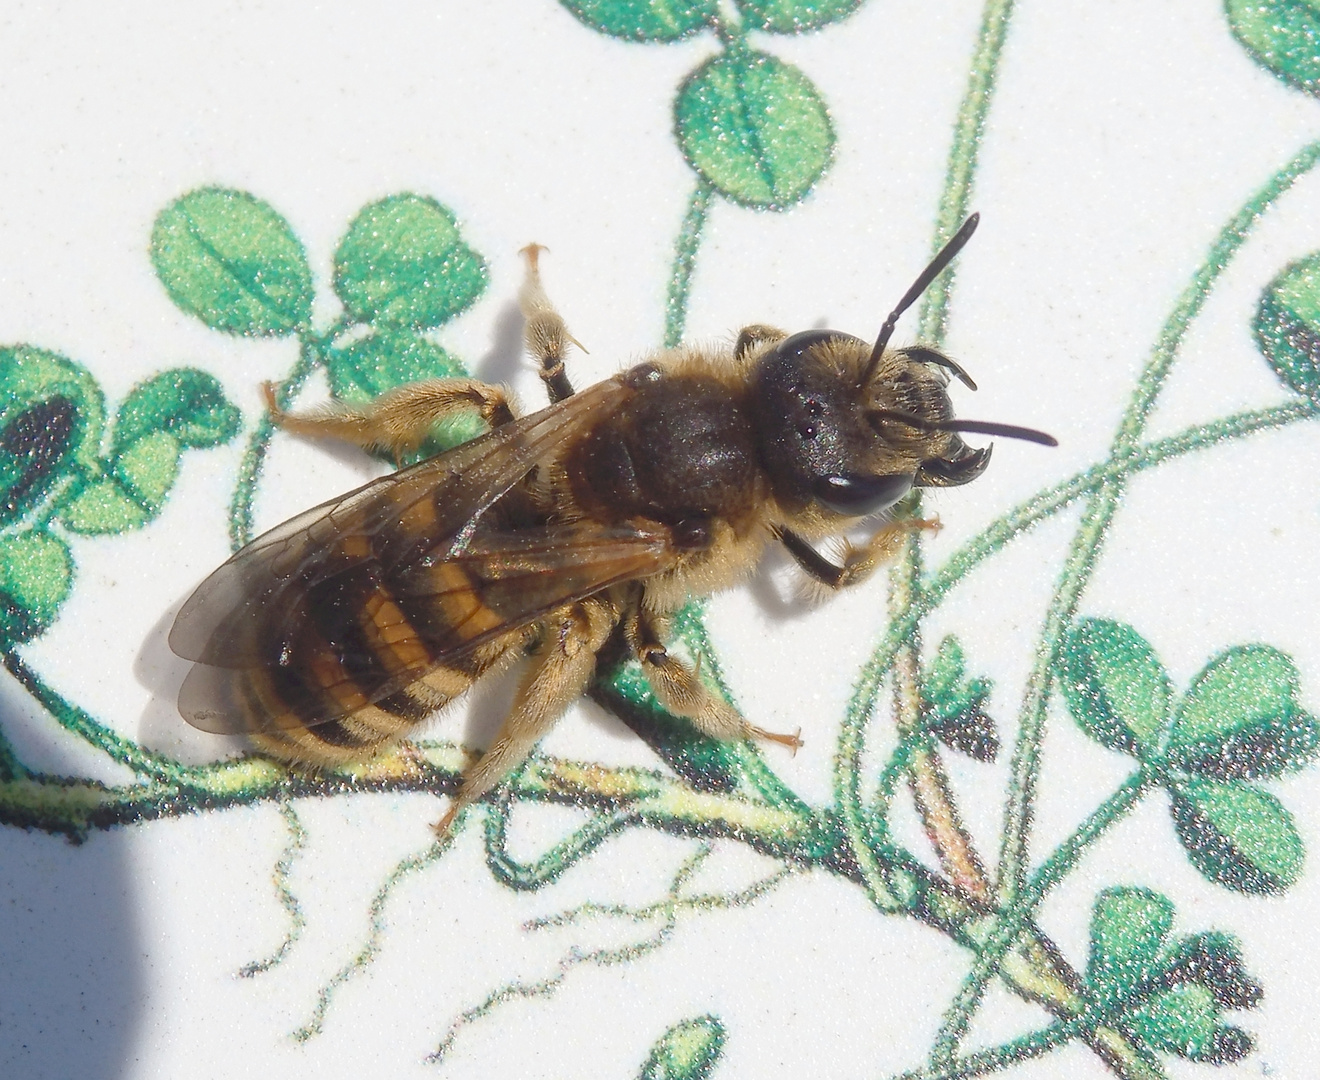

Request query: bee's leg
[
  {"left": 263, "top": 379, "right": 515, "bottom": 463},
  {"left": 519, "top": 243, "right": 583, "bottom": 404},
  {"left": 733, "top": 324, "right": 787, "bottom": 362},
  {"left": 624, "top": 603, "right": 803, "bottom": 752},
  {"left": 434, "top": 596, "right": 618, "bottom": 836},
  {"left": 778, "top": 520, "right": 941, "bottom": 590}
]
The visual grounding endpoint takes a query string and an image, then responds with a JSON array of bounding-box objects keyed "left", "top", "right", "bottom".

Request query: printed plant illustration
[{"left": 2, "top": 1, "right": 1319, "bottom": 1077}]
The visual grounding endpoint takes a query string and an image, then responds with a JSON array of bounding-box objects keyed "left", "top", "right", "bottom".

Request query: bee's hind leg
[
  {"left": 519, "top": 244, "right": 585, "bottom": 405},
  {"left": 434, "top": 596, "right": 619, "bottom": 836},
  {"left": 263, "top": 379, "right": 516, "bottom": 465},
  {"left": 625, "top": 604, "right": 803, "bottom": 753}
]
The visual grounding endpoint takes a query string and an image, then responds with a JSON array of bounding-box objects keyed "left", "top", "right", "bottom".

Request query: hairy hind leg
[
  {"left": 263, "top": 378, "right": 515, "bottom": 464},
  {"left": 624, "top": 602, "right": 802, "bottom": 752},
  {"left": 434, "top": 596, "right": 619, "bottom": 835},
  {"left": 519, "top": 244, "right": 585, "bottom": 404}
]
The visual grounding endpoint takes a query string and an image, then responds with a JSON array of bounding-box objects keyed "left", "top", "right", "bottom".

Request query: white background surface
[{"left": 0, "top": 2, "right": 1317, "bottom": 1077}]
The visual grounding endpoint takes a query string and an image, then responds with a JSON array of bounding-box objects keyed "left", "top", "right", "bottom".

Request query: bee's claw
[
  {"left": 519, "top": 242, "right": 547, "bottom": 271},
  {"left": 432, "top": 804, "right": 459, "bottom": 839},
  {"left": 754, "top": 725, "right": 804, "bottom": 755}
]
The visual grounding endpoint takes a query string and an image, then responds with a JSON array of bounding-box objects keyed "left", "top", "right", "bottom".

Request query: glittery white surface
[{"left": 1, "top": 2, "right": 1317, "bottom": 1078}]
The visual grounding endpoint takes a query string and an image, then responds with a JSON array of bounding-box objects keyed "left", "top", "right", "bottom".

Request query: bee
[{"left": 169, "top": 213, "right": 1055, "bottom": 834}]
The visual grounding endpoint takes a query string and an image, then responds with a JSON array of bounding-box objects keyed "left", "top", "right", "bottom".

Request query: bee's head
[{"left": 747, "top": 215, "right": 1055, "bottom": 520}]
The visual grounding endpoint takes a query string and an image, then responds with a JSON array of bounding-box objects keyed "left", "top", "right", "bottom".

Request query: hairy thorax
[{"left": 557, "top": 355, "right": 776, "bottom": 612}]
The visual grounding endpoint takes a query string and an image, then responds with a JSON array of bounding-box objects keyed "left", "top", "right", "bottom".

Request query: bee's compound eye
[
  {"left": 813, "top": 472, "right": 913, "bottom": 517},
  {"left": 623, "top": 362, "right": 664, "bottom": 388}
]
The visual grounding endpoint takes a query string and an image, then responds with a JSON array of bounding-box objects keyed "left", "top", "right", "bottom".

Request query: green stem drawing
[
  {"left": 929, "top": 134, "right": 1320, "bottom": 1070},
  {"left": 2, "top": 649, "right": 195, "bottom": 786},
  {"left": 293, "top": 837, "right": 453, "bottom": 1042},
  {"left": 237, "top": 801, "right": 309, "bottom": 978},
  {"left": 835, "top": 0, "right": 1019, "bottom": 924},
  {"left": 897, "top": 1017, "right": 1088, "bottom": 1080},
  {"left": 228, "top": 319, "right": 347, "bottom": 551},
  {"left": 664, "top": 180, "right": 713, "bottom": 349},
  {"left": 918, "top": 0, "right": 1015, "bottom": 345}
]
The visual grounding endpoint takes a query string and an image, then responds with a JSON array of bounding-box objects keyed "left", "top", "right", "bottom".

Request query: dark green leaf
[
  {"left": 151, "top": 188, "right": 313, "bottom": 336},
  {"left": 1167, "top": 932, "right": 1262, "bottom": 1011},
  {"left": 0, "top": 347, "right": 104, "bottom": 525},
  {"left": 326, "top": 331, "right": 470, "bottom": 400},
  {"left": 560, "top": 0, "right": 716, "bottom": 41},
  {"left": 1086, "top": 887, "right": 1174, "bottom": 1001},
  {"left": 1058, "top": 618, "right": 1172, "bottom": 759},
  {"left": 1254, "top": 252, "right": 1320, "bottom": 399},
  {"left": 922, "top": 636, "right": 997, "bottom": 761},
  {"left": 674, "top": 48, "right": 834, "bottom": 209},
  {"left": 59, "top": 477, "right": 150, "bottom": 534},
  {"left": 1170, "top": 645, "right": 1318, "bottom": 779},
  {"left": 1127, "top": 983, "right": 1222, "bottom": 1061},
  {"left": 1226, "top": 0, "right": 1320, "bottom": 96},
  {"left": 1188, "top": 1025, "right": 1253, "bottom": 1065},
  {"left": 333, "top": 195, "right": 488, "bottom": 330},
  {"left": 639, "top": 1015, "right": 726, "bottom": 1080},
  {"left": 1171, "top": 779, "right": 1304, "bottom": 893},
  {"left": 0, "top": 528, "right": 73, "bottom": 643},
  {"left": 736, "top": 0, "right": 864, "bottom": 34},
  {"left": 115, "top": 369, "right": 241, "bottom": 451}
]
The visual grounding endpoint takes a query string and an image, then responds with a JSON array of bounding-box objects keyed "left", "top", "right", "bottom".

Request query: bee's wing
[
  {"left": 176, "top": 517, "right": 678, "bottom": 734},
  {"left": 169, "top": 376, "right": 630, "bottom": 669},
  {"left": 168, "top": 375, "right": 684, "bottom": 737}
]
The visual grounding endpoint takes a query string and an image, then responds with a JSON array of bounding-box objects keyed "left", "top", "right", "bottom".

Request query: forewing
[{"left": 169, "top": 376, "right": 630, "bottom": 669}]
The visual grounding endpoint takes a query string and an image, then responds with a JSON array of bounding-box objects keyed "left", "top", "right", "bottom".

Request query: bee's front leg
[
  {"left": 519, "top": 244, "right": 585, "bottom": 405},
  {"left": 263, "top": 379, "right": 516, "bottom": 465},
  {"left": 433, "top": 596, "right": 619, "bottom": 836},
  {"left": 778, "top": 518, "right": 941, "bottom": 591},
  {"left": 625, "top": 603, "right": 803, "bottom": 753},
  {"left": 733, "top": 324, "right": 786, "bottom": 362}
]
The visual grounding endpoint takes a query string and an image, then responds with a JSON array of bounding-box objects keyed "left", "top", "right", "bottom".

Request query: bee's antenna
[
  {"left": 861, "top": 213, "right": 980, "bottom": 388},
  {"left": 868, "top": 408, "right": 1058, "bottom": 447}
]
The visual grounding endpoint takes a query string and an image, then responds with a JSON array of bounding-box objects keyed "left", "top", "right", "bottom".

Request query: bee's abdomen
[{"left": 242, "top": 551, "right": 521, "bottom": 767}]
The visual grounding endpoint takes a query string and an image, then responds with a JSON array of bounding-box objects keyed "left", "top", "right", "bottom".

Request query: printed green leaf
[
  {"left": 560, "top": 0, "right": 716, "bottom": 41},
  {"left": 151, "top": 188, "right": 313, "bottom": 336},
  {"left": 1169, "top": 645, "right": 1318, "bottom": 779},
  {"left": 0, "top": 528, "right": 73, "bottom": 643},
  {"left": 333, "top": 195, "right": 488, "bottom": 330},
  {"left": 1086, "top": 887, "right": 1174, "bottom": 1001},
  {"left": 1083, "top": 892, "right": 1262, "bottom": 1067},
  {"left": 114, "top": 369, "right": 241, "bottom": 451},
  {"left": 59, "top": 477, "right": 149, "bottom": 534},
  {"left": 326, "top": 331, "right": 470, "bottom": 401},
  {"left": 1127, "top": 983, "right": 1223, "bottom": 1061},
  {"left": 639, "top": 1015, "right": 726, "bottom": 1080},
  {"left": 1059, "top": 618, "right": 1172, "bottom": 758},
  {"left": 1168, "top": 932, "right": 1262, "bottom": 1011},
  {"left": 1254, "top": 252, "right": 1320, "bottom": 399},
  {"left": 0, "top": 347, "right": 104, "bottom": 525},
  {"left": 675, "top": 48, "right": 834, "bottom": 209},
  {"left": 736, "top": 0, "right": 864, "bottom": 34},
  {"left": 113, "top": 432, "right": 181, "bottom": 513},
  {"left": 922, "top": 635, "right": 997, "bottom": 761},
  {"left": 1226, "top": 0, "right": 1320, "bottom": 96},
  {"left": 1171, "top": 779, "right": 1304, "bottom": 893}
]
